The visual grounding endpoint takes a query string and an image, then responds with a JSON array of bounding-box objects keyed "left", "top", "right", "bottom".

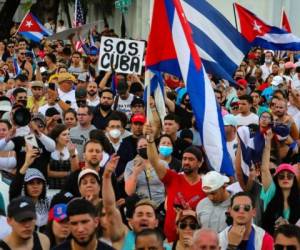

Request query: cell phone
[
  {"left": 37, "top": 61, "right": 47, "bottom": 67},
  {"left": 24, "top": 134, "right": 39, "bottom": 149},
  {"left": 48, "top": 82, "right": 56, "bottom": 91}
]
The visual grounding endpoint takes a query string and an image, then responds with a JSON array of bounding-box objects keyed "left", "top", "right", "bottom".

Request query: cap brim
[
  {"left": 14, "top": 211, "right": 36, "bottom": 222},
  {"left": 25, "top": 176, "right": 45, "bottom": 182}
]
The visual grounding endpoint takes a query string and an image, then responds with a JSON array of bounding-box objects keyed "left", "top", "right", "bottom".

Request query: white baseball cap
[
  {"left": 271, "top": 76, "right": 283, "bottom": 86},
  {"left": 202, "top": 171, "right": 230, "bottom": 192}
]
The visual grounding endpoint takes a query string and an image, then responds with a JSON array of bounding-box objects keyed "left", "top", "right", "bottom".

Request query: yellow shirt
[{"left": 27, "top": 96, "right": 46, "bottom": 112}]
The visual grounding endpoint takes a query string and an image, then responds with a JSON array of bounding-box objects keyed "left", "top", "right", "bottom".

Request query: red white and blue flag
[
  {"left": 235, "top": 3, "right": 300, "bottom": 51},
  {"left": 281, "top": 9, "right": 292, "bottom": 33},
  {"left": 73, "top": 0, "right": 86, "bottom": 52},
  {"left": 146, "top": 0, "right": 234, "bottom": 176},
  {"left": 18, "top": 12, "right": 52, "bottom": 42}
]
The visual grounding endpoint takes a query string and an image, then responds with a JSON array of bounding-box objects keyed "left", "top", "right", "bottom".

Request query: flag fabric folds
[
  {"left": 234, "top": 3, "right": 300, "bottom": 51},
  {"left": 146, "top": 0, "right": 234, "bottom": 176},
  {"left": 18, "top": 12, "right": 52, "bottom": 42}
]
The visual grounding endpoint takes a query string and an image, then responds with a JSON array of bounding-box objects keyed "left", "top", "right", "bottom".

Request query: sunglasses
[
  {"left": 232, "top": 106, "right": 239, "bottom": 111},
  {"left": 236, "top": 87, "right": 245, "bottom": 91},
  {"left": 19, "top": 52, "right": 25, "bottom": 55},
  {"left": 7, "top": 45, "right": 14, "bottom": 48},
  {"left": 274, "top": 244, "right": 297, "bottom": 250},
  {"left": 179, "top": 222, "right": 199, "bottom": 230},
  {"left": 232, "top": 204, "right": 252, "bottom": 212},
  {"left": 277, "top": 172, "right": 294, "bottom": 180}
]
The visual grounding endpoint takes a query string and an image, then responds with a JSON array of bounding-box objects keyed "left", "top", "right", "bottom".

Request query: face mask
[
  {"left": 279, "top": 63, "right": 285, "bottom": 69},
  {"left": 109, "top": 129, "right": 121, "bottom": 139},
  {"left": 159, "top": 145, "right": 173, "bottom": 157},
  {"left": 100, "top": 103, "right": 112, "bottom": 111},
  {"left": 138, "top": 147, "right": 148, "bottom": 159},
  {"left": 0, "top": 76, "right": 4, "bottom": 82},
  {"left": 265, "top": 58, "right": 272, "bottom": 64}
]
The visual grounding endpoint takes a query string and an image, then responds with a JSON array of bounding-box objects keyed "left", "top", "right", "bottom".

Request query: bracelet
[{"left": 147, "top": 139, "right": 155, "bottom": 143}]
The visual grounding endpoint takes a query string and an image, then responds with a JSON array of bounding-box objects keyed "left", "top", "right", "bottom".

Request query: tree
[
  {"left": 0, "top": 0, "right": 21, "bottom": 39},
  {"left": 30, "top": 0, "right": 60, "bottom": 25}
]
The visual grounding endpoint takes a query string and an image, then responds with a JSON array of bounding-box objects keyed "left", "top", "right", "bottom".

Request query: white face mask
[
  {"left": 109, "top": 129, "right": 121, "bottom": 139},
  {"left": 279, "top": 63, "right": 285, "bottom": 69},
  {"left": 265, "top": 58, "right": 272, "bottom": 64}
]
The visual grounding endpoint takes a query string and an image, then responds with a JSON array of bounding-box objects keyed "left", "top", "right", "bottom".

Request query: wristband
[{"left": 147, "top": 139, "right": 155, "bottom": 143}]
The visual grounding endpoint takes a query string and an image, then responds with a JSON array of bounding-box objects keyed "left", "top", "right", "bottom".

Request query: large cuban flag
[
  {"left": 18, "top": 12, "right": 52, "bottom": 42},
  {"left": 235, "top": 3, "right": 300, "bottom": 51},
  {"left": 146, "top": 0, "right": 234, "bottom": 176}
]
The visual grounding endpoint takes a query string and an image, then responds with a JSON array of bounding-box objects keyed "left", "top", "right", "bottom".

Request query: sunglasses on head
[
  {"left": 179, "top": 222, "right": 199, "bottom": 230},
  {"left": 232, "top": 204, "right": 252, "bottom": 212},
  {"left": 274, "top": 244, "right": 297, "bottom": 250},
  {"left": 277, "top": 172, "right": 294, "bottom": 180}
]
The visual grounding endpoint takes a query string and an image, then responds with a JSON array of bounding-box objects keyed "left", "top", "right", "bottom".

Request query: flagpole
[
  {"left": 232, "top": 3, "right": 239, "bottom": 32},
  {"left": 74, "top": 0, "right": 78, "bottom": 27}
]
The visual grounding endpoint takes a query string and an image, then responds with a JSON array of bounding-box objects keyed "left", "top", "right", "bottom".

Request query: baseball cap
[
  {"left": 275, "top": 163, "right": 297, "bottom": 176},
  {"left": 24, "top": 168, "right": 46, "bottom": 183},
  {"left": 175, "top": 209, "right": 197, "bottom": 223},
  {"left": 50, "top": 191, "right": 74, "bottom": 208},
  {"left": 32, "top": 113, "right": 46, "bottom": 126},
  {"left": 88, "top": 46, "right": 99, "bottom": 56},
  {"left": 75, "top": 88, "right": 87, "bottom": 98},
  {"left": 271, "top": 76, "right": 283, "bottom": 86},
  {"left": 7, "top": 196, "right": 36, "bottom": 222},
  {"left": 202, "top": 171, "right": 229, "bottom": 192},
  {"left": 78, "top": 169, "right": 100, "bottom": 185},
  {"left": 236, "top": 79, "right": 247, "bottom": 89},
  {"left": 131, "top": 97, "right": 144, "bottom": 107},
  {"left": 131, "top": 114, "right": 146, "bottom": 124},
  {"left": 31, "top": 81, "right": 44, "bottom": 88},
  {"left": 45, "top": 107, "right": 60, "bottom": 117},
  {"left": 48, "top": 203, "right": 68, "bottom": 222},
  {"left": 57, "top": 72, "right": 76, "bottom": 84},
  {"left": 0, "top": 99, "right": 12, "bottom": 112},
  {"left": 223, "top": 114, "right": 238, "bottom": 128}
]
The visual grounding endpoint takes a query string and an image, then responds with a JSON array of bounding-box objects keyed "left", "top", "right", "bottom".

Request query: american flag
[{"left": 74, "top": 0, "right": 85, "bottom": 51}]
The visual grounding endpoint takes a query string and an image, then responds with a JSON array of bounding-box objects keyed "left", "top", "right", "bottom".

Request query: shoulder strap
[
  {"left": 113, "top": 95, "right": 119, "bottom": 110},
  {"left": 0, "top": 240, "right": 11, "bottom": 250},
  {"left": 32, "top": 232, "right": 42, "bottom": 250}
]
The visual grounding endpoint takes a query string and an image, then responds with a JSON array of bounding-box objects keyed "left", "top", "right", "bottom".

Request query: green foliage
[
  {"left": 115, "top": 0, "right": 132, "bottom": 13},
  {"left": 22, "top": 0, "right": 33, "bottom": 12}
]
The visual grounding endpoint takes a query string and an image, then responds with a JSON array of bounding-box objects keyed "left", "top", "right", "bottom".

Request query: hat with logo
[
  {"left": 24, "top": 168, "right": 46, "bottom": 183},
  {"left": 202, "top": 171, "right": 229, "bottom": 192},
  {"left": 48, "top": 203, "right": 68, "bottom": 222},
  {"left": 7, "top": 196, "right": 36, "bottom": 221},
  {"left": 78, "top": 169, "right": 100, "bottom": 185}
]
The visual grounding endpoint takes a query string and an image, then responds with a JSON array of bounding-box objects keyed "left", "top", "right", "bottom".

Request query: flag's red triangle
[
  {"left": 18, "top": 13, "right": 42, "bottom": 33},
  {"left": 145, "top": 0, "right": 177, "bottom": 67},
  {"left": 234, "top": 3, "right": 271, "bottom": 42},
  {"left": 281, "top": 10, "right": 292, "bottom": 33}
]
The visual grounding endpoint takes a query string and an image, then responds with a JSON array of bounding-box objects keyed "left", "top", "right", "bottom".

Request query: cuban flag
[
  {"left": 234, "top": 3, "right": 300, "bottom": 51},
  {"left": 146, "top": 0, "right": 234, "bottom": 176},
  {"left": 281, "top": 9, "right": 292, "bottom": 33},
  {"left": 18, "top": 12, "right": 52, "bottom": 42},
  {"left": 182, "top": 0, "right": 250, "bottom": 83},
  {"left": 144, "top": 70, "right": 166, "bottom": 123},
  {"left": 13, "top": 57, "right": 22, "bottom": 76}
]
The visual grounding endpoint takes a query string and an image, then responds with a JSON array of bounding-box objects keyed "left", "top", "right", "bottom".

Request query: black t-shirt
[
  {"left": 173, "top": 137, "right": 191, "bottom": 160},
  {"left": 52, "top": 239, "right": 115, "bottom": 250},
  {"left": 92, "top": 105, "right": 112, "bottom": 130},
  {"left": 175, "top": 105, "right": 193, "bottom": 129}
]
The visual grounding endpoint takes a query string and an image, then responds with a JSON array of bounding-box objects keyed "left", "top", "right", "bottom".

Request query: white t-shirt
[
  {"left": 38, "top": 103, "right": 63, "bottom": 116},
  {"left": 236, "top": 113, "right": 259, "bottom": 126},
  {"left": 260, "top": 63, "right": 273, "bottom": 81},
  {"left": 87, "top": 96, "right": 100, "bottom": 107},
  {"left": 58, "top": 88, "right": 77, "bottom": 108},
  {"left": 115, "top": 94, "right": 134, "bottom": 117}
]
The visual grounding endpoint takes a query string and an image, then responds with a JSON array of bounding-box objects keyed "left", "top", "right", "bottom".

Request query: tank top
[{"left": 0, "top": 232, "right": 42, "bottom": 250}]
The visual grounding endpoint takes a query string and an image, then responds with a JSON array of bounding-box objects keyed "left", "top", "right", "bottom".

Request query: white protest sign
[{"left": 98, "top": 36, "right": 145, "bottom": 75}]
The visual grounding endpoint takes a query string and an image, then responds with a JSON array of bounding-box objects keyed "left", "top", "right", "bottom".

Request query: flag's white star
[
  {"left": 26, "top": 20, "right": 33, "bottom": 28},
  {"left": 253, "top": 20, "right": 262, "bottom": 33}
]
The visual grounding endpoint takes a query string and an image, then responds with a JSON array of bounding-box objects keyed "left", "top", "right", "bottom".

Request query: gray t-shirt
[
  {"left": 124, "top": 159, "right": 168, "bottom": 206},
  {"left": 70, "top": 125, "right": 96, "bottom": 161}
]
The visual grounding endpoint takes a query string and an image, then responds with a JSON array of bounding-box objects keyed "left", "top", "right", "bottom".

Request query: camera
[{"left": 13, "top": 107, "right": 31, "bottom": 127}]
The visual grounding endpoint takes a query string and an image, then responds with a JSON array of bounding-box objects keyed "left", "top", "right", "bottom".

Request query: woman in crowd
[
  {"left": 124, "top": 136, "right": 167, "bottom": 207},
  {"left": 260, "top": 130, "right": 300, "bottom": 235},
  {"left": 157, "top": 134, "right": 181, "bottom": 172},
  {"left": 63, "top": 108, "right": 77, "bottom": 129},
  {"left": 48, "top": 124, "right": 79, "bottom": 189},
  {"left": 172, "top": 210, "right": 200, "bottom": 250},
  {"left": 78, "top": 168, "right": 102, "bottom": 206},
  {"left": 9, "top": 145, "right": 51, "bottom": 231}
]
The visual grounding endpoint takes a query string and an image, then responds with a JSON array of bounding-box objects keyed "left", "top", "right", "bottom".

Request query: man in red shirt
[{"left": 145, "top": 123, "right": 206, "bottom": 242}]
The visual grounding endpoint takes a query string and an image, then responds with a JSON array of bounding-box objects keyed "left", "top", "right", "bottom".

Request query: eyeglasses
[
  {"left": 274, "top": 244, "right": 297, "bottom": 250},
  {"left": 232, "top": 204, "right": 252, "bottom": 212},
  {"left": 236, "top": 87, "right": 245, "bottom": 91},
  {"left": 232, "top": 106, "right": 239, "bottom": 111},
  {"left": 179, "top": 222, "right": 199, "bottom": 230},
  {"left": 277, "top": 172, "right": 294, "bottom": 180},
  {"left": 19, "top": 52, "right": 25, "bottom": 55},
  {"left": 7, "top": 46, "right": 14, "bottom": 48}
]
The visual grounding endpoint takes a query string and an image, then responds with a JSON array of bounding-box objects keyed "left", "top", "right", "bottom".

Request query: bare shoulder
[{"left": 38, "top": 232, "right": 50, "bottom": 250}]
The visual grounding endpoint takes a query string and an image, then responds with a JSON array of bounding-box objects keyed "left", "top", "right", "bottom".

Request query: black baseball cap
[{"left": 7, "top": 196, "right": 36, "bottom": 222}]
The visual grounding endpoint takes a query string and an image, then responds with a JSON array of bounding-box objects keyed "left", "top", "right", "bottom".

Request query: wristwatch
[{"left": 55, "top": 97, "right": 60, "bottom": 102}]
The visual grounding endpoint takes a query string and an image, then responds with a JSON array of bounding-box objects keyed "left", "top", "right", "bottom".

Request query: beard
[
  {"left": 88, "top": 91, "right": 97, "bottom": 97},
  {"left": 72, "top": 229, "right": 96, "bottom": 247},
  {"left": 182, "top": 167, "right": 194, "bottom": 175},
  {"left": 87, "top": 160, "right": 100, "bottom": 168}
]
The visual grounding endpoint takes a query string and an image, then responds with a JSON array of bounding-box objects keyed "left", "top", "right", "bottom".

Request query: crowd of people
[{"left": 0, "top": 20, "right": 299, "bottom": 250}]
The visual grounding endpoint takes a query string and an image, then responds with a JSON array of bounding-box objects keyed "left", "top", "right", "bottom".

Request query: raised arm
[
  {"left": 144, "top": 123, "right": 167, "bottom": 180},
  {"left": 102, "top": 154, "right": 127, "bottom": 242},
  {"left": 261, "top": 130, "right": 273, "bottom": 191}
]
